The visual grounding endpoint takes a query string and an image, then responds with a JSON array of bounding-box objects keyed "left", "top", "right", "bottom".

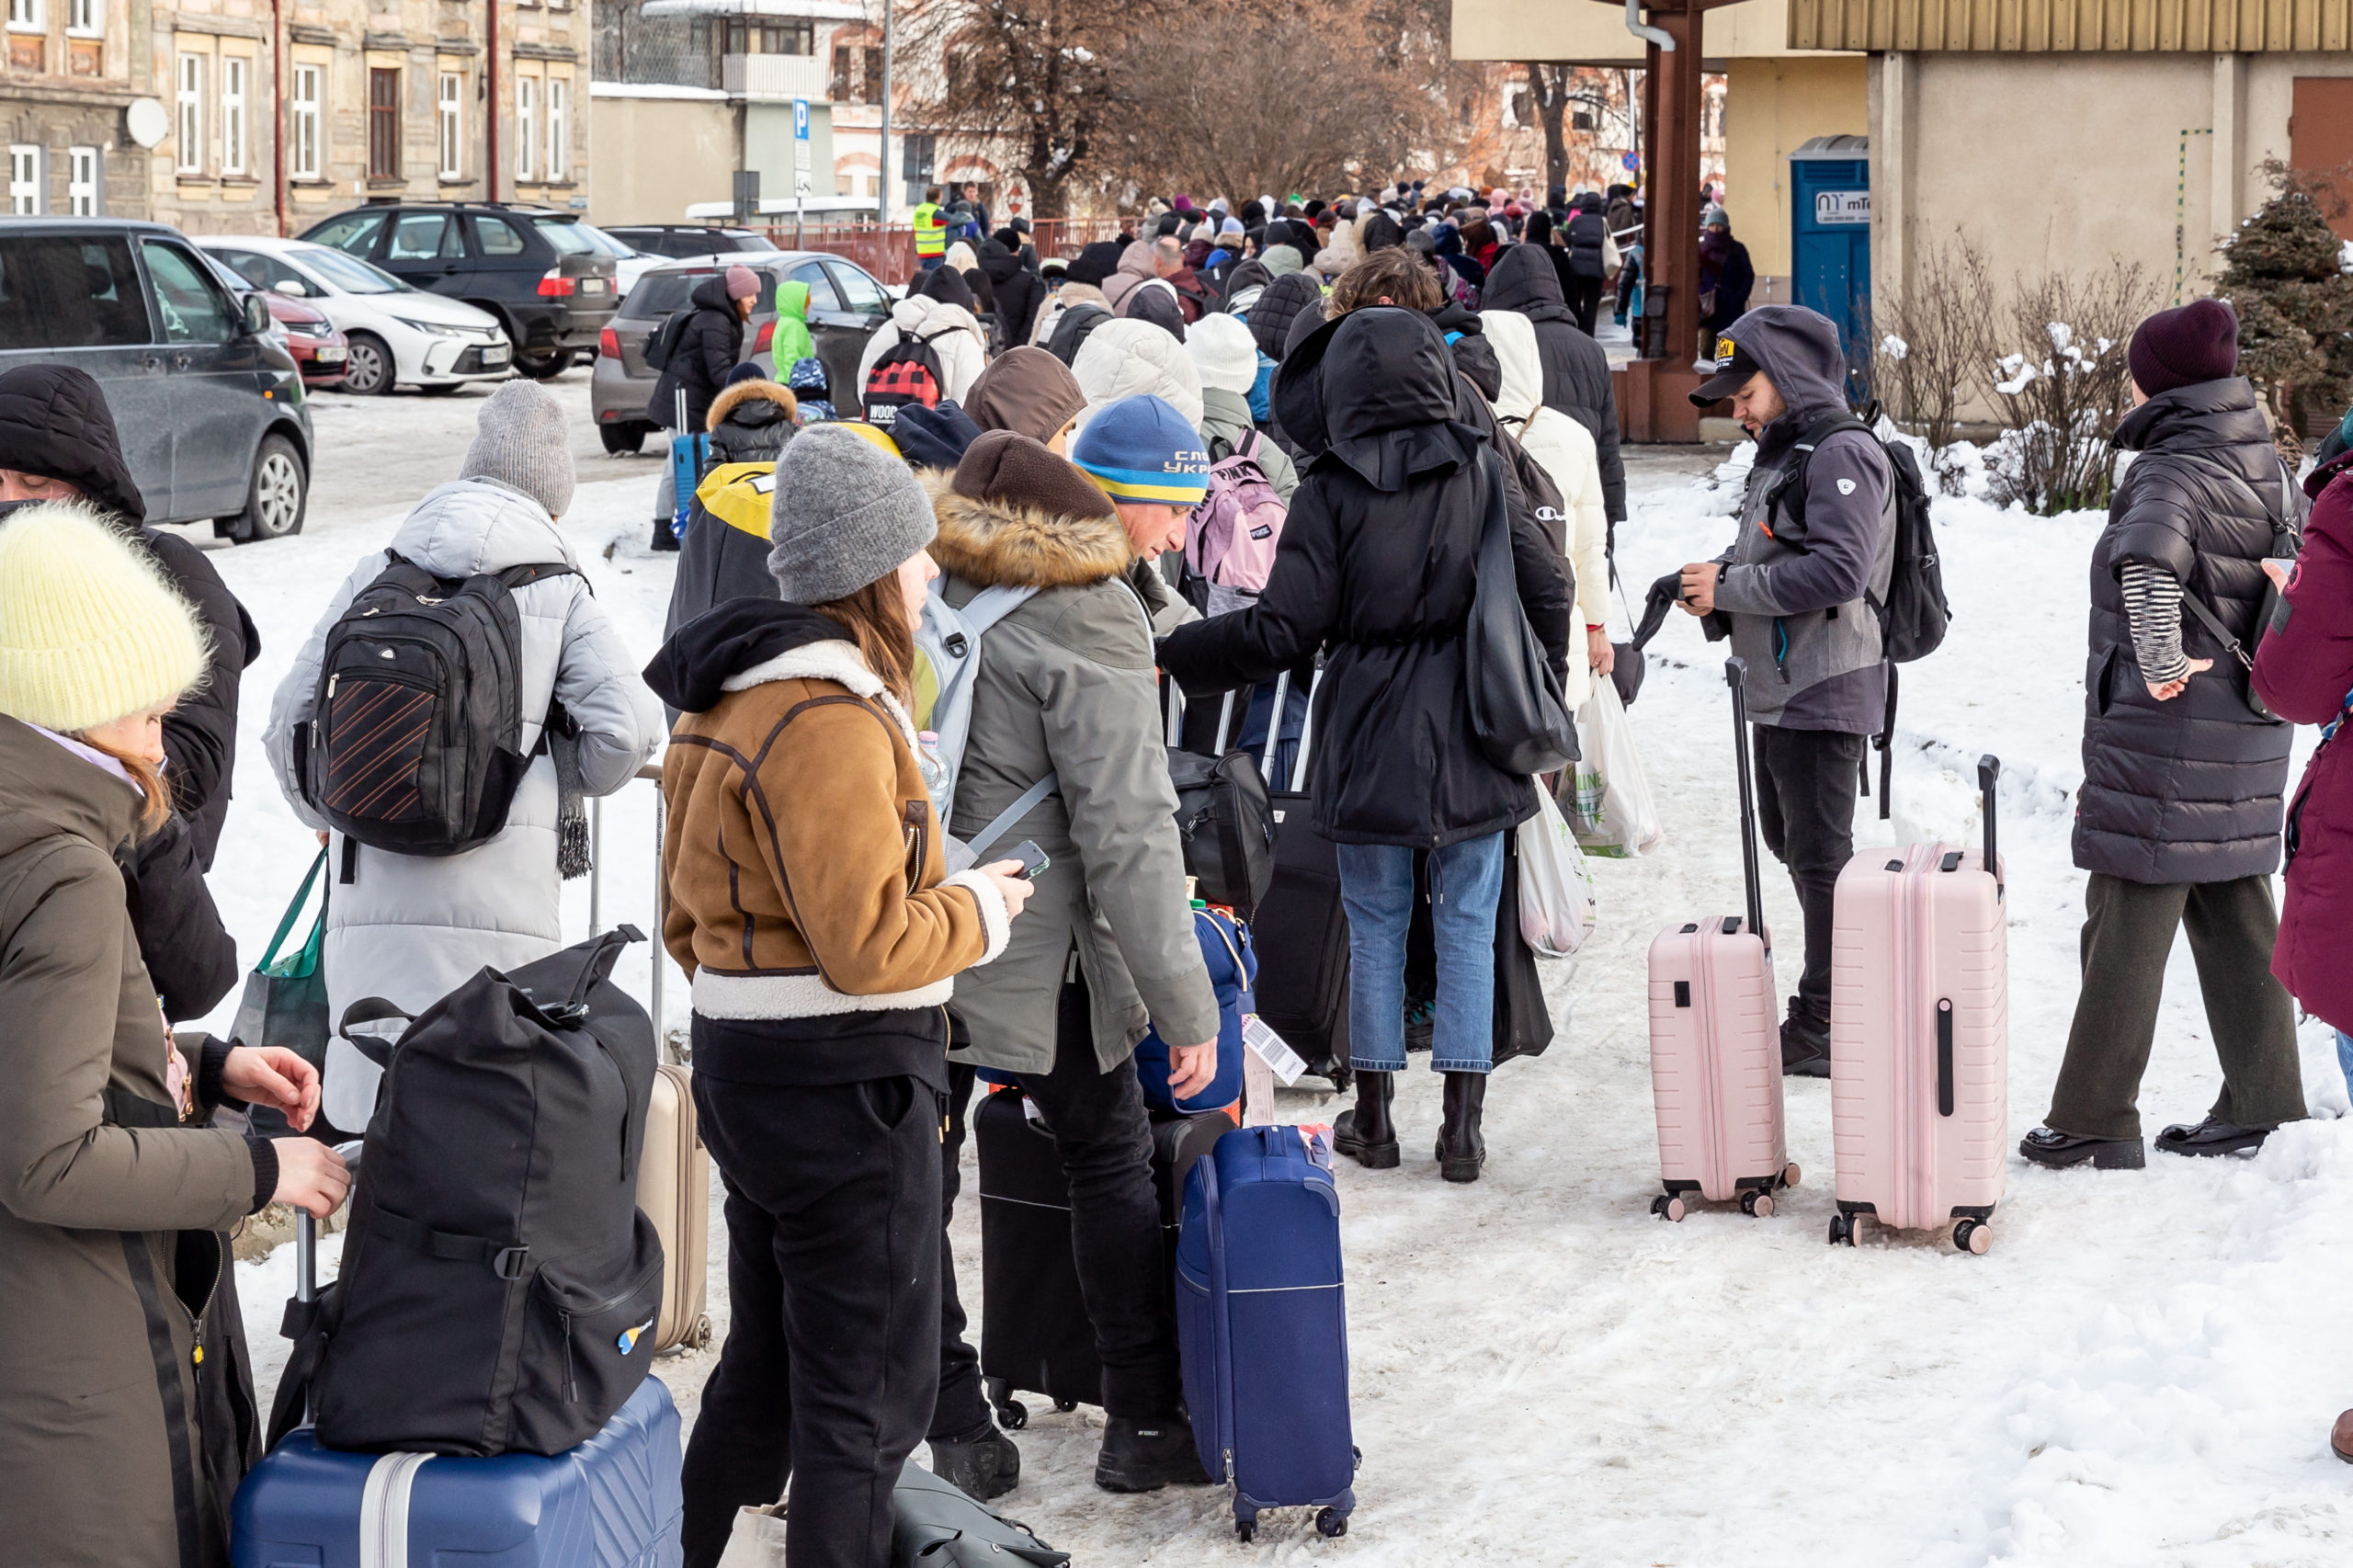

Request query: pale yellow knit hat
[{"left": 0, "top": 503, "right": 207, "bottom": 733}]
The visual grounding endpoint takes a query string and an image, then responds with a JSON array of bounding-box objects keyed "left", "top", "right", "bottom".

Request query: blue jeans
[
  {"left": 916, "top": 254, "right": 945, "bottom": 270},
  {"left": 1336, "top": 835, "right": 1506, "bottom": 1074},
  {"left": 2338, "top": 1030, "right": 2353, "bottom": 1102}
]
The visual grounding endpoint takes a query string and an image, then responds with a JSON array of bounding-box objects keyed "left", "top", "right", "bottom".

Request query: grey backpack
[{"left": 892, "top": 1462, "right": 1068, "bottom": 1566}]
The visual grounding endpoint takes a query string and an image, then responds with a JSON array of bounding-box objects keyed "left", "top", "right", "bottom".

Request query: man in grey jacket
[{"left": 1678, "top": 306, "right": 1894, "bottom": 1076}]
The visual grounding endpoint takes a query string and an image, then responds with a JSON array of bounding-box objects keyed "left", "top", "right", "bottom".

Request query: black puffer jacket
[
  {"left": 1480, "top": 244, "right": 1627, "bottom": 526},
  {"left": 1157, "top": 308, "right": 1572, "bottom": 849},
  {"left": 2076, "top": 377, "right": 2302, "bottom": 884},
  {"left": 1248, "top": 272, "right": 1325, "bottom": 363},
  {"left": 978, "top": 242, "right": 1045, "bottom": 348},
  {"left": 644, "top": 275, "right": 744, "bottom": 431}
]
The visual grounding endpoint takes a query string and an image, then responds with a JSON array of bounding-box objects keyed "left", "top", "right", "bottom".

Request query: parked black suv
[
  {"left": 299, "top": 202, "right": 618, "bottom": 379},
  {"left": 0, "top": 218, "right": 313, "bottom": 540},
  {"left": 603, "top": 224, "right": 779, "bottom": 260}
]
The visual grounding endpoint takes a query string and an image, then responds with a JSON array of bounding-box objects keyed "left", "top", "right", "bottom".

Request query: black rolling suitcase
[
  {"left": 1241, "top": 666, "right": 1353, "bottom": 1091},
  {"left": 974, "top": 1084, "right": 1230, "bottom": 1428}
]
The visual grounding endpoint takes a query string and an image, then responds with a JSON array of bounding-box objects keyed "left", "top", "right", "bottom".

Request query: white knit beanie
[{"left": 0, "top": 503, "right": 207, "bottom": 732}]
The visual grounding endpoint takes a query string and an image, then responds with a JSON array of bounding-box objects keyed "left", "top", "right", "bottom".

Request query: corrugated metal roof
[{"left": 1788, "top": 0, "right": 2353, "bottom": 51}]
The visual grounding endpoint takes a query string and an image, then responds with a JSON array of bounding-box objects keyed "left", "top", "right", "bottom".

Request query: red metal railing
[{"left": 755, "top": 216, "right": 1130, "bottom": 286}]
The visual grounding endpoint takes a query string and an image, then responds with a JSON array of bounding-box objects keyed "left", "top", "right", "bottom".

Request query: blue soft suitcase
[
  {"left": 1132, "top": 904, "right": 1257, "bottom": 1115},
  {"left": 1175, "top": 1124, "right": 1357, "bottom": 1542},
  {"left": 232, "top": 1374, "right": 684, "bottom": 1568}
]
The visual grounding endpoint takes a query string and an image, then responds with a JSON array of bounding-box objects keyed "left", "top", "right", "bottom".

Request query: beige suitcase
[{"left": 635, "top": 1062, "right": 712, "bottom": 1353}]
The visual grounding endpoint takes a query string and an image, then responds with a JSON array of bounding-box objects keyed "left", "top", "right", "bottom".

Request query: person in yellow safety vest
[{"left": 914, "top": 185, "right": 948, "bottom": 270}]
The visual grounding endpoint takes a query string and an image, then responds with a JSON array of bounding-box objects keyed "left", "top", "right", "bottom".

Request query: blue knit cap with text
[{"left": 1069, "top": 394, "right": 1209, "bottom": 506}]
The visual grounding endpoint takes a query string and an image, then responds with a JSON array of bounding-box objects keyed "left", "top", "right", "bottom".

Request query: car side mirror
[
  {"left": 273, "top": 278, "right": 307, "bottom": 298},
  {"left": 241, "top": 291, "right": 273, "bottom": 336}
]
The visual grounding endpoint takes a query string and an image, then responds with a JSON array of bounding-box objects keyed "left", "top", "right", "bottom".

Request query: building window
[
  {"left": 292, "top": 63, "right": 322, "bottom": 179},
  {"left": 8, "top": 146, "right": 39, "bottom": 214},
  {"left": 438, "top": 71, "right": 462, "bottom": 179},
  {"left": 221, "top": 56, "right": 247, "bottom": 176},
  {"left": 368, "top": 66, "right": 400, "bottom": 180},
  {"left": 724, "top": 19, "right": 812, "bottom": 54},
  {"left": 67, "top": 144, "right": 97, "bottom": 214},
  {"left": 545, "top": 77, "right": 567, "bottom": 181},
  {"left": 6, "top": 0, "right": 40, "bottom": 30},
  {"left": 516, "top": 75, "right": 536, "bottom": 182},
  {"left": 65, "top": 0, "right": 97, "bottom": 35},
  {"left": 831, "top": 42, "right": 881, "bottom": 104},
  {"left": 176, "top": 54, "right": 204, "bottom": 173}
]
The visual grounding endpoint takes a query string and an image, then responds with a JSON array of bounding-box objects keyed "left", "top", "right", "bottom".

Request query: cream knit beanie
[{"left": 0, "top": 503, "right": 207, "bottom": 732}]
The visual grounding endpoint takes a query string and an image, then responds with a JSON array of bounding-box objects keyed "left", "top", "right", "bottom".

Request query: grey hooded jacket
[
  {"left": 265, "top": 477, "right": 663, "bottom": 1128},
  {"left": 1709, "top": 306, "right": 1895, "bottom": 733}
]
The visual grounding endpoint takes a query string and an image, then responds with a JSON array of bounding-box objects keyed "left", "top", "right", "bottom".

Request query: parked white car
[{"left": 196, "top": 235, "right": 512, "bottom": 396}]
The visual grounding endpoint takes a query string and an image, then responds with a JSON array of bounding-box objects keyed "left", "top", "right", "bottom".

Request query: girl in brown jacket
[
  {"left": 0, "top": 504, "right": 347, "bottom": 1568},
  {"left": 644, "top": 424, "right": 1030, "bottom": 1568}
]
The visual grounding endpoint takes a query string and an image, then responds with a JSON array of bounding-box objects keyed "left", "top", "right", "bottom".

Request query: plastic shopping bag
[
  {"left": 1518, "top": 786, "right": 1597, "bottom": 959},
  {"left": 1566, "top": 677, "right": 1664, "bottom": 858}
]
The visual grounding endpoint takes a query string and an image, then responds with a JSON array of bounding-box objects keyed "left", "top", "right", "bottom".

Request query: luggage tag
[{"left": 1241, "top": 1015, "right": 1306, "bottom": 1085}]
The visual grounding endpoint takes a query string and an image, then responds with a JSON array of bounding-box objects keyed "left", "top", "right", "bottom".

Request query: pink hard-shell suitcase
[
  {"left": 1645, "top": 658, "right": 1801, "bottom": 1221},
  {"left": 1827, "top": 756, "right": 2008, "bottom": 1254}
]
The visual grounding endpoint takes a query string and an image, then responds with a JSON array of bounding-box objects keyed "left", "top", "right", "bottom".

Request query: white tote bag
[
  {"left": 1518, "top": 785, "right": 1598, "bottom": 959},
  {"left": 716, "top": 1503, "right": 789, "bottom": 1568},
  {"left": 1567, "top": 677, "right": 1664, "bottom": 858}
]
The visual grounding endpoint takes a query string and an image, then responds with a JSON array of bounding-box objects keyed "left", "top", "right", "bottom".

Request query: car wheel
[
  {"left": 233, "top": 434, "right": 307, "bottom": 542},
  {"left": 599, "top": 421, "right": 646, "bottom": 455},
  {"left": 342, "top": 332, "right": 395, "bottom": 396},
  {"left": 514, "top": 347, "right": 568, "bottom": 380}
]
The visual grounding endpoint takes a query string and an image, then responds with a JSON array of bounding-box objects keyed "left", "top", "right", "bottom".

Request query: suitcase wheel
[
  {"left": 688, "top": 1314, "right": 713, "bottom": 1350},
  {"left": 1315, "top": 1507, "right": 1349, "bottom": 1539},
  {"left": 1327, "top": 1063, "right": 1352, "bottom": 1096},
  {"left": 1739, "top": 1189, "right": 1774, "bottom": 1219},
  {"left": 1651, "top": 1194, "right": 1686, "bottom": 1222},
  {"left": 1952, "top": 1219, "right": 1993, "bottom": 1256},
  {"left": 985, "top": 1378, "right": 1029, "bottom": 1431},
  {"left": 1236, "top": 1520, "right": 1256, "bottom": 1543},
  {"left": 1827, "top": 1212, "right": 1858, "bottom": 1246},
  {"left": 1780, "top": 1163, "right": 1802, "bottom": 1189},
  {"left": 1053, "top": 1398, "right": 1079, "bottom": 1414}
]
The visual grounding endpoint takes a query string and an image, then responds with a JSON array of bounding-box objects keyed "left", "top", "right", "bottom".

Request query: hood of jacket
[
  {"left": 775, "top": 278, "right": 810, "bottom": 323},
  {"left": 1065, "top": 241, "right": 1123, "bottom": 289},
  {"left": 1250, "top": 271, "right": 1326, "bottom": 361},
  {"left": 643, "top": 597, "right": 842, "bottom": 714},
  {"left": 1275, "top": 308, "right": 1478, "bottom": 489},
  {"left": 0, "top": 713, "right": 140, "bottom": 862},
  {"left": 922, "top": 468, "right": 1133, "bottom": 591},
  {"left": 0, "top": 363, "right": 144, "bottom": 523},
  {"left": 978, "top": 242, "right": 1026, "bottom": 285},
  {"left": 1186, "top": 311, "right": 1259, "bottom": 395},
  {"left": 1112, "top": 241, "right": 1157, "bottom": 284},
  {"left": 2113, "top": 376, "right": 2272, "bottom": 457},
  {"left": 1221, "top": 257, "right": 1272, "bottom": 306},
  {"left": 892, "top": 400, "right": 983, "bottom": 471},
  {"left": 1122, "top": 279, "right": 1188, "bottom": 341},
  {"left": 387, "top": 476, "right": 579, "bottom": 576},
  {"left": 1261, "top": 244, "right": 1305, "bottom": 278},
  {"left": 1479, "top": 243, "right": 1569, "bottom": 321},
  {"left": 689, "top": 273, "right": 737, "bottom": 314},
  {"left": 1073, "top": 317, "right": 1205, "bottom": 429},
  {"left": 1726, "top": 304, "right": 1853, "bottom": 449},
  {"left": 967, "top": 347, "right": 1086, "bottom": 444},
  {"left": 889, "top": 292, "right": 983, "bottom": 346},
  {"left": 1481, "top": 309, "right": 1545, "bottom": 424},
  {"left": 707, "top": 377, "right": 796, "bottom": 433}
]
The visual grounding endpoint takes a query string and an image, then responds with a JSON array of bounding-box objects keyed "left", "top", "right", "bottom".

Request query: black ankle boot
[
  {"left": 1437, "top": 1071, "right": 1487, "bottom": 1183},
  {"left": 928, "top": 1421, "right": 1020, "bottom": 1501},
  {"left": 1331, "top": 1069, "right": 1399, "bottom": 1169},
  {"left": 1094, "top": 1412, "right": 1212, "bottom": 1492}
]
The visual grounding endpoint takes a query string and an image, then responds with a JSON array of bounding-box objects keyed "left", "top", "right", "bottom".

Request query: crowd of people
[{"left": 2, "top": 168, "right": 2351, "bottom": 1568}]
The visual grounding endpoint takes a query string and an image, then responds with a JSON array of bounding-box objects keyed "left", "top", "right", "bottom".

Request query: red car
[{"left": 267, "top": 290, "right": 349, "bottom": 388}]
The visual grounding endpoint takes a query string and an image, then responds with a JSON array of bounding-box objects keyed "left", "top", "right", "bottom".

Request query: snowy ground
[{"left": 193, "top": 377, "right": 2353, "bottom": 1566}]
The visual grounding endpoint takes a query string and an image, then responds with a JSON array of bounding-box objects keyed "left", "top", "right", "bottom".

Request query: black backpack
[
  {"left": 1168, "top": 748, "right": 1277, "bottom": 917},
  {"left": 297, "top": 553, "right": 574, "bottom": 858},
  {"left": 268, "top": 928, "right": 660, "bottom": 1458},
  {"left": 644, "top": 308, "right": 693, "bottom": 372},
  {"left": 862, "top": 326, "right": 953, "bottom": 427},
  {"left": 1565, "top": 211, "right": 1609, "bottom": 279}
]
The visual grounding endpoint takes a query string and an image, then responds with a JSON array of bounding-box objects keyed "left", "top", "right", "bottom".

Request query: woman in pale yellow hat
[{"left": 0, "top": 502, "right": 348, "bottom": 1567}]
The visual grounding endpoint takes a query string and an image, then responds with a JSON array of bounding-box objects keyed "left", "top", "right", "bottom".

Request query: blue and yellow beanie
[{"left": 1070, "top": 394, "right": 1210, "bottom": 506}]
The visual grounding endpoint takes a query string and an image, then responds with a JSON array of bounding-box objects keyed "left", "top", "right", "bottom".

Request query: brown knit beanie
[{"left": 952, "top": 430, "right": 1115, "bottom": 520}]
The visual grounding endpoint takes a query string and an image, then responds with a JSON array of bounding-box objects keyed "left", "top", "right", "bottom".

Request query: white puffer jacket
[
  {"left": 853, "top": 295, "right": 988, "bottom": 408},
  {"left": 264, "top": 477, "right": 663, "bottom": 1129},
  {"left": 1483, "top": 309, "right": 1610, "bottom": 710},
  {"left": 1072, "top": 318, "right": 1205, "bottom": 430}
]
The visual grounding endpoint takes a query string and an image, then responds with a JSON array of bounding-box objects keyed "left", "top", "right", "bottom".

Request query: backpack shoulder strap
[
  {"left": 495, "top": 561, "right": 579, "bottom": 591},
  {"left": 963, "top": 772, "right": 1061, "bottom": 860},
  {"left": 958, "top": 583, "right": 1042, "bottom": 637}
]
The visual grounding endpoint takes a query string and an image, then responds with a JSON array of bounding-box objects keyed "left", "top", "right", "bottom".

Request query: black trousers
[
  {"left": 930, "top": 1060, "right": 989, "bottom": 1441},
  {"left": 1013, "top": 975, "right": 1182, "bottom": 1419},
  {"left": 680, "top": 1073, "right": 941, "bottom": 1568},
  {"left": 2046, "top": 872, "right": 2307, "bottom": 1141},
  {"left": 1565, "top": 274, "right": 1606, "bottom": 336},
  {"left": 1752, "top": 724, "right": 1867, "bottom": 1030}
]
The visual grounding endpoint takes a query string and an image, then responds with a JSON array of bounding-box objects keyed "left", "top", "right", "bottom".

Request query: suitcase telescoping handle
[
  {"left": 1726, "top": 658, "right": 1769, "bottom": 956},
  {"left": 1978, "top": 754, "right": 2003, "bottom": 897},
  {"left": 293, "top": 1141, "right": 365, "bottom": 1306}
]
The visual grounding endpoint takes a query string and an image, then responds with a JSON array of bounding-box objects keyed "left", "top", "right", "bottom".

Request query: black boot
[
  {"left": 927, "top": 1421, "right": 1020, "bottom": 1502},
  {"left": 1331, "top": 1069, "right": 1399, "bottom": 1169},
  {"left": 1780, "top": 1017, "right": 1831, "bottom": 1078},
  {"left": 1094, "top": 1412, "right": 1213, "bottom": 1493},
  {"left": 1436, "top": 1071, "right": 1487, "bottom": 1183},
  {"left": 650, "top": 516, "right": 679, "bottom": 552}
]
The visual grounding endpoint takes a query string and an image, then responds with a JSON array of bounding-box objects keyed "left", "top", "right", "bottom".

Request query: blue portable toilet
[{"left": 1789, "top": 135, "right": 1870, "bottom": 394}]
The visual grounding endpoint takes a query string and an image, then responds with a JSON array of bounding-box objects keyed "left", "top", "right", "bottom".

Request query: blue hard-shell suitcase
[
  {"left": 232, "top": 1374, "right": 684, "bottom": 1568},
  {"left": 1175, "top": 1124, "right": 1357, "bottom": 1542}
]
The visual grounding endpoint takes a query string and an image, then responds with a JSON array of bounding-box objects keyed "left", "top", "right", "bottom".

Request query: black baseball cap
[{"left": 1690, "top": 332, "right": 1763, "bottom": 406}]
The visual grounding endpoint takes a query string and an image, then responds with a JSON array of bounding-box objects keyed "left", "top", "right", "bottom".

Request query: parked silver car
[{"left": 588, "top": 251, "right": 891, "bottom": 453}]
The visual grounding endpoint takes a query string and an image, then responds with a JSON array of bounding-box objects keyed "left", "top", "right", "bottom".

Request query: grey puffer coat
[
  {"left": 922, "top": 472, "right": 1220, "bottom": 1074},
  {"left": 2076, "top": 377, "right": 2302, "bottom": 884},
  {"left": 265, "top": 477, "right": 663, "bottom": 1129}
]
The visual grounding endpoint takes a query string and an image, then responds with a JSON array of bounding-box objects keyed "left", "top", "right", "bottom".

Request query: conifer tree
[{"left": 2211, "top": 162, "right": 2353, "bottom": 434}]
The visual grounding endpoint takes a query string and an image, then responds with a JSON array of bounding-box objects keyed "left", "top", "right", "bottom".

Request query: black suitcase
[
  {"left": 1239, "top": 667, "right": 1353, "bottom": 1091},
  {"left": 974, "top": 1085, "right": 1230, "bottom": 1428}
]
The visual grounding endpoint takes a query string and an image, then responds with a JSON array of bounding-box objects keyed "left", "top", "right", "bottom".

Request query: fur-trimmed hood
[
  {"left": 706, "top": 377, "right": 798, "bottom": 432},
  {"left": 921, "top": 468, "right": 1131, "bottom": 591}
]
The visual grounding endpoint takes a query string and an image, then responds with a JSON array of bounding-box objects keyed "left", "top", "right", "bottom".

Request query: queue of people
[{"left": 10, "top": 169, "right": 2353, "bottom": 1568}]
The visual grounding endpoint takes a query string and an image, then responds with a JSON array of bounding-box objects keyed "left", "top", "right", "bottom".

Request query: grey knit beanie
[
  {"left": 767, "top": 422, "right": 937, "bottom": 605},
  {"left": 460, "top": 381, "right": 575, "bottom": 518}
]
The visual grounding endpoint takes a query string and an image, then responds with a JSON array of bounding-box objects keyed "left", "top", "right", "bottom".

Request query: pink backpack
[{"left": 1183, "top": 430, "right": 1288, "bottom": 617}]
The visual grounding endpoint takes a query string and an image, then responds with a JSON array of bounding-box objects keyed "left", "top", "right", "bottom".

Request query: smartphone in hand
[{"left": 1006, "top": 840, "right": 1051, "bottom": 880}]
